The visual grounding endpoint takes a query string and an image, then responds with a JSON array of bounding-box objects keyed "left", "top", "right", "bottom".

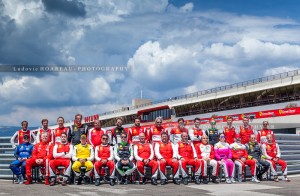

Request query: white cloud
[
  {"left": 179, "top": 3, "right": 193, "bottom": 13},
  {"left": 264, "top": 66, "right": 300, "bottom": 76},
  {"left": 2, "top": 0, "right": 300, "bottom": 126}
]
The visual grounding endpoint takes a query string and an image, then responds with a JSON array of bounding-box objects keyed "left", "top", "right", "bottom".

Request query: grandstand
[{"left": 1, "top": 69, "right": 300, "bottom": 179}]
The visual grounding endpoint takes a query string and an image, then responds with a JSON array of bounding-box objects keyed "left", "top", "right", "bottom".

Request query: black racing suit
[
  {"left": 205, "top": 128, "right": 220, "bottom": 146},
  {"left": 245, "top": 141, "right": 270, "bottom": 178},
  {"left": 68, "top": 124, "right": 88, "bottom": 145}
]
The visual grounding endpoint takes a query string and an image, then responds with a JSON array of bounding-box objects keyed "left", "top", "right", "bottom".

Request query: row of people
[
  {"left": 11, "top": 129, "right": 290, "bottom": 186},
  {"left": 11, "top": 115, "right": 275, "bottom": 150}
]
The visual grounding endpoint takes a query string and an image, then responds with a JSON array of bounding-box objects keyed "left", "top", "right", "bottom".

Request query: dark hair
[
  {"left": 120, "top": 132, "right": 127, "bottom": 137},
  {"left": 177, "top": 118, "right": 184, "bottom": 123},
  {"left": 21, "top": 121, "right": 28, "bottom": 125},
  {"left": 134, "top": 117, "right": 141, "bottom": 121},
  {"left": 41, "top": 119, "right": 48, "bottom": 124},
  {"left": 75, "top": 114, "right": 82, "bottom": 119},
  {"left": 116, "top": 117, "right": 123, "bottom": 122},
  {"left": 102, "top": 134, "right": 109, "bottom": 138},
  {"left": 57, "top": 116, "right": 64, "bottom": 121},
  {"left": 61, "top": 132, "right": 67, "bottom": 137},
  {"left": 194, "top": 117, "right": 200, "bottom": 122}
]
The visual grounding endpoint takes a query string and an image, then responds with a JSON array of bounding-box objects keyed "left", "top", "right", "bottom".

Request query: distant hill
[{"left": 0, "top": 126, "right": 38, "bottom": 137}]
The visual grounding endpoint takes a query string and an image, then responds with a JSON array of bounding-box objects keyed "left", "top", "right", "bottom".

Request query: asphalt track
[{"left": 0, "top": 175, "right": 299, "bottom": 196}]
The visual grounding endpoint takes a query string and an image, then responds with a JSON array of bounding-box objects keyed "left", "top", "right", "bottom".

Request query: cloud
[
  {"left": 264, "top": 66, "right": 300, "bottom": 76},
  {"left": 1, "top": 0, "right": 300, "bottom": 126},
  {"left": 42, "top": 0, "right": 86, "bottom": 17}
]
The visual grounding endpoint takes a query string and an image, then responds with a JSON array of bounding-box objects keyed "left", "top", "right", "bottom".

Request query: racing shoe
[
  {"left": 83, "top": 176, "right": 89, "bottom": 185},
  {"left": 151, "top": 178, "right": 158, "bottom": 185},
  {"left": 45, "top": 177, "right": 50, "bottom": 185},
  {"left": 284, "top": 176, "right": 291, "bottom": 182},
  {"left": 77, "top": 177, "right": 83, "bottom": 185},
  {"left": 202, "top": 177, "right": 209, "bottom": 184},
  {"left": 251, "top": 176, "right": 260, "bottom": 183},
  {"left": 95, "top": 178, "right": 101, "bottom": 186},
  {"left": 173, "top": 178, "right": 180, "bottom": 185},
  {"left": 49, "top": 178, "right": 55, "bottom": 186},
  {"left": 237, "top": 174, "right": 242, "bottom": 182},
  {"left": 211, "top": 176, "right": 219, "bottom": 184},
  {"left": 257, "top": 173, "right": 263, "bottom": 181},
  {"left": 18, "top": 175, "right": 24, "bottom": 184},
  {"left": 194, "top": 176, "right": 201, "bottom": 184},
  {"left": 25, "top": 176, "right": 32, "bottom": 185},
  {"left": 160, "top": 179, "right": 167, "bottom": 185},
  {"left": 141, "top": 177, "right": 147, "bottom": 185},
  {"left": 230, "top": 177, "right": 236, "bottom": 183},
  {"left": 109, "top": 178, "right": 115, "bottom": 186},
  {"left": 182, "top": 177, "right": 189, "bottom": 185},
  {"left": 274, "top": 176, "right": 279, "bottom": 182},
  {"left": 225, "top": 178, "right": 231, "bottom": 184},
  {"left": 61, "top": 178, "right": 68, "bottom": 186}
]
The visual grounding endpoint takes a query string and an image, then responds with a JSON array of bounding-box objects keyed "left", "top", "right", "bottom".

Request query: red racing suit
[
  {"left": 170, "top": 127, "right": 188, "bottom": 144},
  {"left": 87, "top": 128, "right": 106, "bottom": 148},
  {"left": 134, "top": 142, "right": 158, "bottom": 178},
  {"left": 223, "top": 126, "right": 237, "bottom": 144},
  {"left": 49, "top": 142, "right": 73, "bottom": 178},
  {"left": 128, "top": 126, "right": 146, "bottom": 145},
  {"left": 25, "top": 141, "right": 51, "bottom": 178},
  {"left": 94, "top": 144, "right": 115, "bottom": 179},
  {"left": 53, "top": 127, "right": 69, "bottom": 143},
  {"left": 239, "top": 125, "right": 254, "bottom": 144},
  {"left": 230, "top": 142, "right": 256, "bottom": 176},
  {"left": 36, "top": 128, "right": 54, "bottom": 144},
  {"left": 147, "top": 126, "right": 166, "bottom": 144},
  {"left": 188, "top": 126, "right": 204, "bottom": 145},
  {"left": 262, "top": 142, "right": 287, "bottom": 176},
  {"left": 176, "top": 141, "right": 201, "bottom": 177},
  {"left": 154, "top": 141, "right": 179, "bottom": 180},
  {"left": 10, "top": 129, "right": 36, "bottom": 148},
  {"left": 257, "top": 129, "right": 275, "bottom": 145}
]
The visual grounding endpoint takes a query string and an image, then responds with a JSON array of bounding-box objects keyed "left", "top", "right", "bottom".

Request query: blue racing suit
[{"left": 9, "top": 143, "right": 34, "bottom": 176}]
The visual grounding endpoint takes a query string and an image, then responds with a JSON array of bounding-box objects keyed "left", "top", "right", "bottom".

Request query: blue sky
[{"left": 0, "top": 0, "right": 300, "bottom": 127}]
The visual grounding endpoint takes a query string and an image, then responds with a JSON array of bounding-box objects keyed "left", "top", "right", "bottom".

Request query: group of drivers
[{"left": 10, "top": 114, "right": 291, "bottom": 186}]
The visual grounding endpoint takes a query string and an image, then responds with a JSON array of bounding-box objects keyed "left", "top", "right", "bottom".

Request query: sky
[{"left": 1, "top": 0, "right": 300, "bottom": 127}]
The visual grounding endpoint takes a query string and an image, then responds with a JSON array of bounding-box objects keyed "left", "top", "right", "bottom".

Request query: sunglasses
[
  {"left": 156, "top": 122, "right": 162, "bottom": 124},
  {"left": 121, "top": 136, "right": 127, "bottom": 138},
  {"left": 102, "top": 138, "right": 108, "bottom": 140},
  {"left": 220, "top": 136, "right": 225, "bottom": 138}
]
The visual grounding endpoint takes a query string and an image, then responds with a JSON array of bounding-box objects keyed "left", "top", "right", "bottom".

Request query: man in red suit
[
  {"left": 134, "top": 132, "right": 158, "bottom": 185},
  {"left": 128, "top": 117, "right": 146, "bottom": 145},
  {"left": 49, "top": 132, "right": 72, "bottom": 186},
  {"left": 170, "top": 118, "right": 188, "bottom": 144},
  {"left": 155, "top": 132, "right": 180, "bottom": 185},
  {"left": 223, "top": 116, "right": 237, "bottom": 144},
  {"left": 53, "top": 117, "right": 69, "bottom": 143},
  {"left": 147, "top": 117, "right": 166, "bottom": 144},
  {"left": 262, "top": 134, "right": 290, "bottom": 182},
  {"left": 25, "top": 133, "right": 50, "bottom": 185},
  {"left": 94, "top": 134, "right": 115, "bottom": 186},
  {"left": 87, "top": 120, "right": 106, "bottom": 148},
  {"left": 36, "top": 119, "right": 54, "bottom": 144},
  {"left": 257, "top": 121, "right": 275, "bottom": 145},
  {"left": 188, "top": 117, "right": 204, "bottom": 145},
  {"left": 239, "top": 117, "right": 255, "bottom": 144},
  {"left": 176, "top": 132, "right": 201, "bottom": 185}
]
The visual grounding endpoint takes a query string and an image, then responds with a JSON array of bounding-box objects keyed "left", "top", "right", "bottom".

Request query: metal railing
[{"left": 97, "top": 69, "right": 300, "bottom": 117}]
